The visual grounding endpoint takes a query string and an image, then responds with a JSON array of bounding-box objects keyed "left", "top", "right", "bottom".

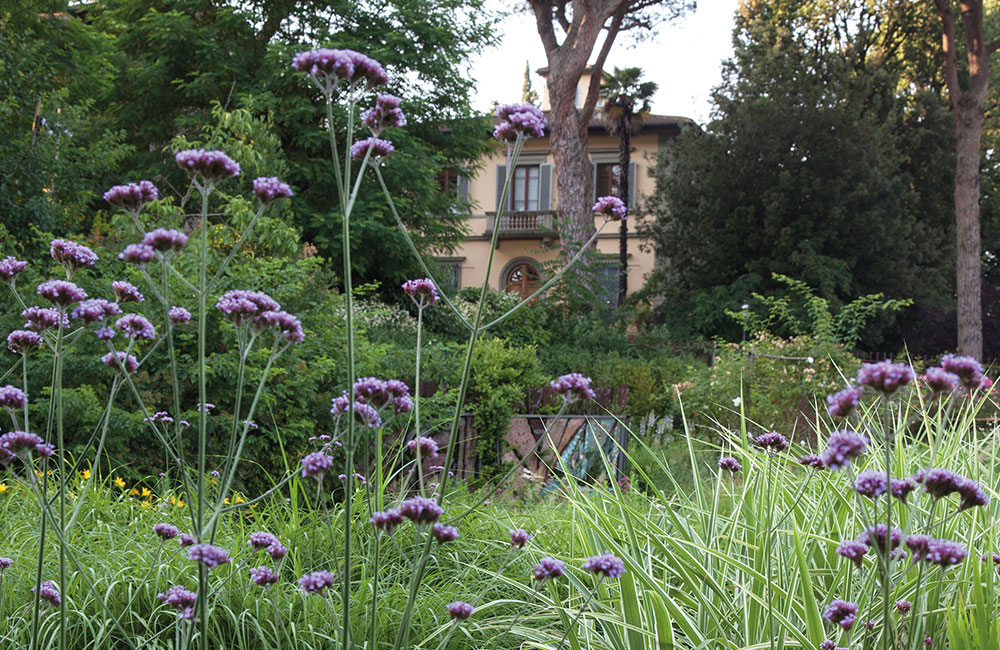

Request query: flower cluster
[
  {"left": 0, "top": 385, "right": 28, "bottom": 412},
  {"left": 593, "top": 196, "right": 627, "bottom": 221},
  {"left": 406, "top": 436, "right": 439, "bottom": 458},
  {"left": 0, "top": 430, "right": 54, "bottom": 460},
  {"left": 298, "top": 570, "right": 336, "bottom": 596},
  {"left": 853, "top": 470, "right": 888, "bottom": 499},
  {"left": 115, "top": 314, "right": 156, "bottom": 340},
  {"left": 187, "top": 544, "right": 231, "bottom": 569},
  {"left": 493, "top": 103, "right": 546, "bottom": 142},
  {"left": 101, "top": 351, "right": 139, "bottom": 374},
  {"left": 33, "top": 580, "right": 61, "bottom": 607},
  {"left": 153, "top": 523, "right": 180, "bottom": 540},
  {"left": 752, "top": 432, "right": 789, "bottom": 453},
  {"left": 119, "top": 244, "right": 156, "bottom": 266},
  {"left": 252, "top": 176, "right": 293, "bottom": 203},
  {"left": 402, "top": 278, "right": 439, "bottom": 306},
  {"left": 447, "top": 601, "right": 474, "bottom": 620},
  {"left": 22, "top": 306, "right": 67, "bottom": 332},
  {"left": 913, "top": 468, "right": 989, "bottom": 509},
  {"left": 399, "top": 496, "right": 443, "bottom": 525},
  {"left": 143, "top": 228, "right": 188, "bottom": 253},
  {"left": 826, "top": 386, "right": 862, "bottom": 418},
  {"left": 300, "top": 451, "right": 334, "bottom": 480},
  {"left": 510, "top": 529, "right": 531, "bottom": 549},
  {"left": 350, "top": 137, "right": 394, "bottom": 160},
  {"left": 103, "top": 180, "right": 158, "bottom": 211},
  {"left": 362, "top": 94, "right": 406, "bottom": 135},
  {"left": 370, "top": 509, "right": 404, "bottom": 535},
  {"left": 550, "top": 373, "right": 597, "bottom": 403},
  {"left": 533, "top": 556, "right": 566, "bottom": 582},
  {"left": 291, "top": 48, "right": 389, "bottom": 92},
  {"left": 0, "top": 257, "right": 28, "bottom": 284},
  {"left": 798, "top": 454, "right": 826, "bottom": 470},
  {"left": 157, "top": 585, "right": 197, "bottom": 619},
  {"left": 432, "top": 523, "right": 459, "bottom": 543},
  {"left": 582, "top": 552, "right": 626, "bottom": 579},
  {"left": 112, "top": 280, "right": 144, "bottom": 304},
  {"left": 175, "top": 149, "right": 240, "bottom": 182},
  {"left": 823, "top": 599, "right": 858, "bottom": 631},
  {"left": 250, "top": 566, "right": 279, "bottom": 587},
  {"left": 8, "top": 330, "right": 43, "bottom": 354},
  {"left": 836, "top": 540, "right": 869, "bottom": 568},
  {"left": 856, "top": 360, "right": 914, "bottom": 395},
  {"left": 50, "top": 239, "right": 98, "bottom": 273},
  {"left": 718, "top": 456, "right": 741, "bottom": 473},
  {"left": 922, "top": 367, "right": 959, "bottom": 394},
  {"left": 940, "top": 354, "right": 985, "bottom": 389},
  {"left": 37, "top": 279, "right": 87, "bottom": 306},
  {"left": 859, "top": 524, "right": 903, "bottom": 553},
  {"left": 820, "top": 430, "right": 868, "bottom": 470},
  {"left": 169, "top": 306, "right": 192, "bottom": 324}
]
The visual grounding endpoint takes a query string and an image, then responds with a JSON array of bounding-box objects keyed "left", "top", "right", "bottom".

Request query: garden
[{"left": 3, "top": 3, "right": 1000, "bottom": 650}]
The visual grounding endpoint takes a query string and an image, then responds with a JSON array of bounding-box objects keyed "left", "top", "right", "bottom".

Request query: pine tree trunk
[
  {"left": 547, "top": 78, "right": 596, "bottom": 266},
  {"left": 617, "top": 126, "right": 630, "bottom": 307},
  {"left": 954, "top": 101, "right": 984, "bottom": 358}
]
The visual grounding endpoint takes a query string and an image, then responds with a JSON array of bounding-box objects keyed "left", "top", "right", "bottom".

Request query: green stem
[
  {"left": 414, "top": 305, "right": 425, "bottom": 494},
  {"left": 196, "top": 183, "right": 210, "bottom": 650},
  {"left": 54, "top": 317, "right": 66, "bottom": 650}
]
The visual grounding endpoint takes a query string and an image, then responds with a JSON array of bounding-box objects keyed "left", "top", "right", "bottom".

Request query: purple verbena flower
[
  {"left": 33, "top": 581, "right": 61, "bottom": 607},
  {"left": 913, "top": 468, "right": 967, "bottom": 500},
  {"left": 292, "top": 49, "right": 388, "bottom": 91},
  {"left": 7, "top": 330, "right": 43, "bottom": 354},
  {"left": 169, "top": 306, "right": 192, "bottom": 324},
  {"left": 860, "top": 524, "right": 904, "bottom": 553},
  {"left": 95, "top": 327, "right": 115, "bottom": 340},
  {"left": 550, "top": 373, "right": 597, "bottom": 402},
  {"left": 896, "top": 600, "right": 912, "bottom": 616},
  {"left": 119, "top": 244, "right": 156, "bottom": 265},
  {"left": 533, "top": 556, "right": 566, "bottom": 582},
  {"left": 925, "top": 538, "right": 968, "bottom": 568},
  {"left": 826, "top": 386, "right": 863, "bottom": 418},
  {"left": 350, "top": 137, "right": 394, "bottom": 160},
  {"left": 836, "top": 540, "right": 869, "bottom": 568},
  {"left": 250, "top": 566, "right": 279, "bottom": 587},
  {"left": 0, "top": 257, "right": 28, "bottom": 284},
  {"left": 103, "top": 181, "right": 158, "bottom": 211},
  {"left": 298, "top": 570, "right": 336, "bottom": 596},
  {"left": 854, "top": 470, "right": 888, "bottom": 499},
  {"left": 50, "top": 239, "right": 97, "bottom": 272},
  {"left": 905, "top": 534, "right": 933, "bottom": 562},
  {"left": 0, "top": 557, "right": 11, "bottom": 572},
  {"left": 266, "top": 543, "right": 288, "bottom": 561},
  {"left": 178, "top": 534, "right": 196, "bottom": 547},
  {"left": 891, "top": 477, "right": 917, "bottom": 502},
  {"left": 820, "top": 430, "right": 868, "bottom": 470},
  {"left": 370, "top": 509, "right": 404, "bottom": 535},
  {"left": 401, "top": 278, "right": 439, "bottom": 306},
  {"left": 798, "top": 454, "right": 826, "bottom": 470},
  {"left": 718, "top": 456, "right": 741, "bottom": 473},
  {"left": 143, "top": 228, "right": 187, "bottom": 254},
  {"left": 175, "top": 149, "right": 240, "bottom": 182},
  {"left": 0, "top": 385, "right": 28, "bottom": 411},
  {"left": 447, "top": 601, "right": 474, "bottom": 620},
  {"left": 510, "top": 529, "right": 531, "bottom": 549},
  {"left": 157, "top": 585, "right": 196, "bottom": 619},
  {"left": 257, "top": 310, "right": 304, "bottom": 343},
  {"left": 407, "top": 436, "right": 439, "bottom": 458},
  {"left": 153, "top": 523, "right": 179, "bottom": 540},
  {"left": 819, "top": 642, "right": 837, "bottom": 650},
  {"left": 957, "top": 479, "right": 990, "bottom": 510},
  {"left": 115, "top": 314, "right": 156, "bottom": 340},
  {"left": 71, "top": 299, "right": 122, "bottom": 325},
  {"left": 0, "top": 431, "right": 52, "bottom": 458},
  {"left": 362, "top": 94, "right": 406, "bottom": 135},
  {"left": 922, "top": 367, "right": 960, "bottom": 394},
  {"left": 940, "top": 354, "right": 984, "bottom": 389},
  {"left": 753, "top": 432, "right": 789, "bottom": 453},
  {"left": 399, "top": 496, "right": 443, "bottom": 525},
  {"left": 494, "top": 103, "right": 546, "bottom": 142},
  {"left": 22, "top": 306, "right": 67, "bottom": 332},
  {"left": 248, "top": 531, "right": 280, "bottom": 550},
  {"left": 432, "top": 523, "right": 459, "bottom": 543},
  {"left": 857, "top": 360, "right": 915, "bottom": 395},
  {"left": 111, "top": 281, "right": 143, "bottom": 304},
  {"left": 186, "top": 544, "right": 231, "bottom": 569},
  {"left": 592, "top": 196, "right": 627, "bottom": 221},
  {"left": 823, "top": 599, "right": 858, "bottom": 631},
  {"left": 216, "top": 290, "right": 281, "bottom": 326},
  {"left": 300, "top": 451, "right": 334, "bottom": 480},
  {"left": 37, "top": 279, "right": 87, "bottom": 306},
  {"left": 252, "top": 177, "right": 293, "bottom": 203},
  {"left": 393, "top": 395, "right": 413, "bottom": 413},
  {"left": 582, "top": 552, "right": 626, "bottom": 579},
  {"left": 101, "top": 351, "right": 138, "bottom": 374}
]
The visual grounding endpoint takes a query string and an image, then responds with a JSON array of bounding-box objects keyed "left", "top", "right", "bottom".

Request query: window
[
  {"left": 512, "top": 165, "right": 540, "bottom": 211},
  {"left": 436, "top": 168, "right": 459, "bottom": 197},
  {"left": 595, "top": 163, "right": 621, "bottom": 199},
  {"left": 596, "top": 261, "right": 622, "bottom": 309},
  {"left": 504, "top": 261, "right": 540, "bottom": 298},
  {"left": 436, "top": 259, "right": 463, "bottom": 291}
]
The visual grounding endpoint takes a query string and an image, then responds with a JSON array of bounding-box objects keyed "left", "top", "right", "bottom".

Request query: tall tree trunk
[
  {"left": 617, "top": 124, "right": 630, "bottom": 307},
  {"left": 954, "top": 102, "right": 984, "bottom": 358}
]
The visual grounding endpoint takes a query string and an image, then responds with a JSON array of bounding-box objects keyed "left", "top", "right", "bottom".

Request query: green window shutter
[
  {"left": 495, "top": 164, "right": 507, "bottom": 211},
  {"left": 539, "top": 163, "right": 552, "bottom": 209},
  {"left": 628, "top": 161, "right": 637, "bottom": 210}
]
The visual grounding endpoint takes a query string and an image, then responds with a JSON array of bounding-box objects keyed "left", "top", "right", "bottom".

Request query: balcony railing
[{"left": 484, "top": 211, "right": 557, "bottom": 240}]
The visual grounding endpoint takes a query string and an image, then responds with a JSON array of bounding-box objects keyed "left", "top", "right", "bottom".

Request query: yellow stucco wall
[{"left": 446, "top": 131, "right": 662, "bottom": 298}]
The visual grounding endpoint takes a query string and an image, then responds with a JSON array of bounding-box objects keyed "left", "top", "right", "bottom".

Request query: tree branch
[
  {"left": 933, "top": 0, "right": 962, "bottom": 110},
  {"left": 579, "top": 10, "right": 624, "bottom": 131},
  {"left": 530, "top": 0, "right": 561, "bottom": 53}
]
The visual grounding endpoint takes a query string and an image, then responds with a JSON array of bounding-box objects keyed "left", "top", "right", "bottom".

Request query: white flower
[
  {"left": 806, "top": 356, "right": 815, "bottom": 364},
  {"left": 732, "top": 396, "right": 742, "bottom": 407}
]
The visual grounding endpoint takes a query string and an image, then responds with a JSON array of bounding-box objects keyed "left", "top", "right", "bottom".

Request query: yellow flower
[
  {"left": 175, "top": 498, "right": 185, "bottom": 508},
  {"left": 0, "top": 483, "right": 8, "bottom": 494},
  {"left": 114, "top": 477, "right": 126, "bottom": 489},
  {"left": 169, "top": 495, "right": 175, "bottom": 505},
  {"left": 235, "top": 495, "right": 245, "bottom": 504},
  {"left": 129, "top": 488, "right": 140, "bottom": 496},
  {"left": 81, "top": 469, "right": 91, "bottom": 480},
  {"left": 223, "top": 498, "right": 230, "bottom": 506},
  {"left": 140, "top": 500, "right": 151, "bottom": 509},
  {"left": 140, "top": 487, "right": 151, "bottom": 498}
]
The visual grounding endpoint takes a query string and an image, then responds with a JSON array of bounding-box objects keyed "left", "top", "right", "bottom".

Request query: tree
[
  {"left": 527, "top": 0, "right": 691, "bottom": 269},
  {"left": 930, "top": 0, "right": 998, "bottom": 358},
  {"left": 87, "top": 0, "right": 500, "bottom": 296},
  {"left": 643, "top": 0, "right": 955, "bottom": 345},
  {"left": 600, "top": 66, "right": 657, "bottom": 306}
]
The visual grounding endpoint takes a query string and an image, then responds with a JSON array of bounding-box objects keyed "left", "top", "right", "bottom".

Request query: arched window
[{"left": 503, "top": 261, "right": 540, "bottom": 298}]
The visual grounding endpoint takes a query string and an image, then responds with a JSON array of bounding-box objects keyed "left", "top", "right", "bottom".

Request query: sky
[{"left": 468, "top": 1, "right": 742, "bottom": 125}]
